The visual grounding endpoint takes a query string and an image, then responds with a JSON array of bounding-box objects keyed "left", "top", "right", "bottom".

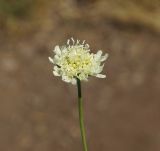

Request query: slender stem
[{"left": 77, "top": 78, "right": 88, "bottom": 151}]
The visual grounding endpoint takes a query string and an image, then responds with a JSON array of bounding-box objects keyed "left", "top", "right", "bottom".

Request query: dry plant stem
[{"left": 77, "top": 78, "right": 88, "bottom": 151}]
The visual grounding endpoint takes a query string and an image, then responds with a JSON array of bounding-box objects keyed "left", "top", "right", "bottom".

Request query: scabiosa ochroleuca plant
[{"left": 49, "top": 38, "right": 109, "bottom": 151}]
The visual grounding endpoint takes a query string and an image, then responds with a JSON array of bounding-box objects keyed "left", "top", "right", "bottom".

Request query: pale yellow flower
[{"left": 49, "top": 38, "right": 108, "bottom": 84}]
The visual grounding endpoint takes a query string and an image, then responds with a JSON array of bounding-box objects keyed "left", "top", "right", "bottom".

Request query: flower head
[{"left": 49, "top": 38, "right": 108, "bottom": 84}]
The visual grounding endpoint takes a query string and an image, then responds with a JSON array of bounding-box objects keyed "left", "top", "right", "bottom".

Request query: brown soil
[{"left": 0, "top": 1, "right": 160, "bottom": 151}]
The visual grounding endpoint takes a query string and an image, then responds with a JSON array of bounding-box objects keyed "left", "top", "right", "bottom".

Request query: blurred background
[{"left": 0, "top": 0, "right": 160, "bottom": 151}]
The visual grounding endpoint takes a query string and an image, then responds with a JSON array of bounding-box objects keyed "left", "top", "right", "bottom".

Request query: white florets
[{"left": 49, "top": 38, "right": 108, "bottom": 85}]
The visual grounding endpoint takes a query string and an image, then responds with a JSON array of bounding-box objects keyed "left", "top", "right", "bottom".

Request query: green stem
[{"left": 77, "top": 78, "right": 88, "bottom": 151}]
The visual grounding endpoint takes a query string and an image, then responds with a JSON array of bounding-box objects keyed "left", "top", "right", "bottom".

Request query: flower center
[{"left": 66, "top": 56, "right": 91, "bottom": 70}]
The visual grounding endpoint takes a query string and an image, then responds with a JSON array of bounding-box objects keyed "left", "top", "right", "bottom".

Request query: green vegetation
[{"left": 0, "top": 0, "right": 32, "bottom": 18}]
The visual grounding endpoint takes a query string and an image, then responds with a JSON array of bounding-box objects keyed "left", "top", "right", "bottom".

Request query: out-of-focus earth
[{"left": 0, "top": 0, "right": 160, "bottom": 151}]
